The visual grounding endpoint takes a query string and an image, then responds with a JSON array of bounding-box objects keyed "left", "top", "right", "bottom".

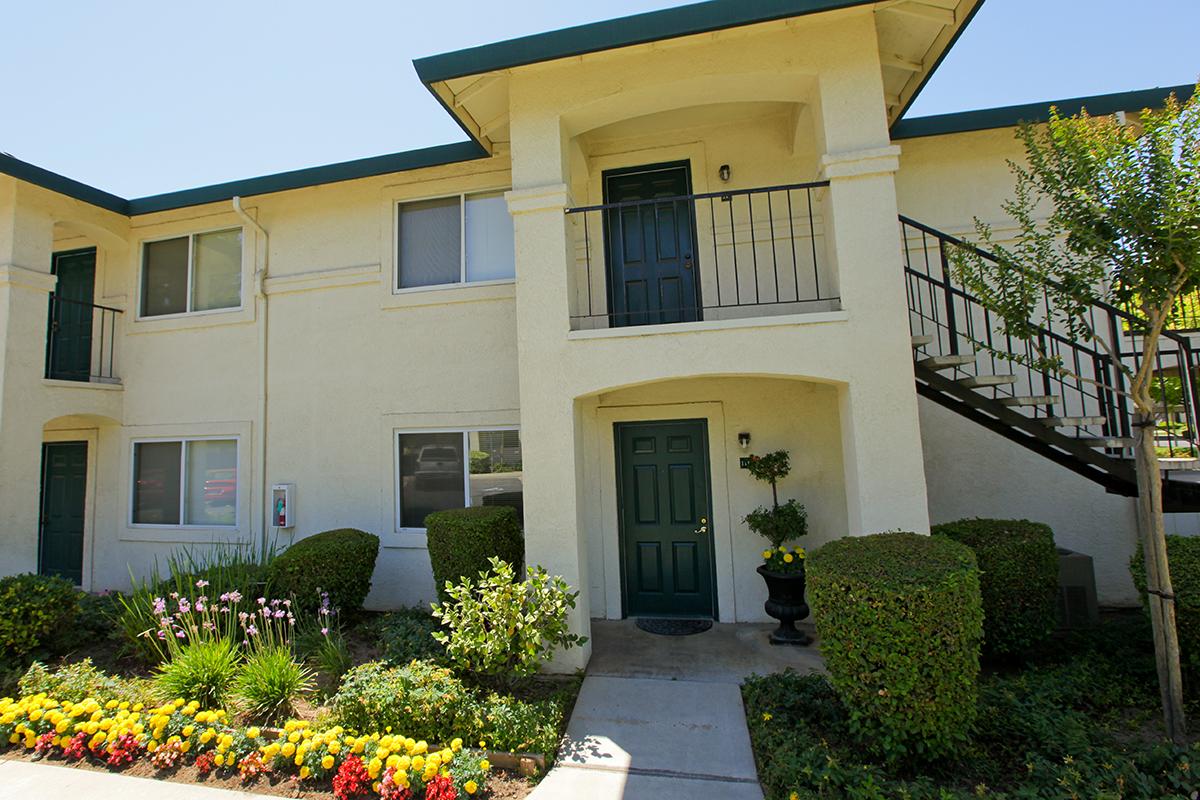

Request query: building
[{"left": 1, "top": 0, "right": 1196, "bottom": 669}]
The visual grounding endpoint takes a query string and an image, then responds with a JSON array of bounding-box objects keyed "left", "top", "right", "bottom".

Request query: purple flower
[
  {"left": 169, "top": 592, "right": 179, "bottom": 600},
  {"left": 246, "top": 625, "right": 258, "bottom": 636},
  {"left": 175, "top": 630, "right": 186, "bottom": 639},
  {"left": 196, "top": 579, "right": 209, "bottom": 588},
  {"left": 156, "top": 631, "right": 167, "bottom": 640},
  {"left": 152, "top": 597, "right": 167, "bottom": 615},
  {"left": 321, "top": 627, "right": 329, "bottom": 636},
  {"left": 282, "top": 599, "right": 291, "bottom": 607},
  {"left": 177, "top": 599, "right": 191, "bottom": 614},
  {"left": 202, "top": 621, "right": 215, "bottom": 632},
  {"left": 257, "top": 597, "right": 266, "bottom": 606},
  {"left": 226, "top": 591, "right": 242, "bottom": 603},
  {"left": 238, "top": 611, "right": 249, "bottom": 622},
  {"left": 274, "top": 610, "right": 286, "bottom": 619}
]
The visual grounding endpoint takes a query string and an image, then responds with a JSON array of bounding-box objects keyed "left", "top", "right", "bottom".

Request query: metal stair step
[
  {"left": 919, "top": 354, "right": 977, "bottom": 371},
  {"left": 1042, "top": 416, "right": 1108, "bottom": 428},
  {"left": 958, "top": 374, "right": 1018, "bottom": 388},
  {"left": 1074, "top": 436, "right": 1135, "bottom": 449},
  {"left": 1000, "top": 395, "right": 1059, "bottom": 407},
  {"left": 911, "top": 334, "right": 934, "bottom": 348}
]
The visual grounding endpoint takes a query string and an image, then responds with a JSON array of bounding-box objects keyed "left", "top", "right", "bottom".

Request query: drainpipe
[{"left": 232, "top": 197, "right": 271, "bottom": 560}]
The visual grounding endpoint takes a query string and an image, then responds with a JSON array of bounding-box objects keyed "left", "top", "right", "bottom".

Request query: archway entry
[{"left": 615, "top": 419, "right": 715, "bottom": 619}]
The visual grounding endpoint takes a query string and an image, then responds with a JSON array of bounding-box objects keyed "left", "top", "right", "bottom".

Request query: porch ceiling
[{"left": 418, "top": 0, "right": 985, "bottom": 154}]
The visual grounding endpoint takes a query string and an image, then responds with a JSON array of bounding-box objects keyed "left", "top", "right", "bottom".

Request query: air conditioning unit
[{"left": 1057, "top": 547, "right": 1099, "bottom": 628}]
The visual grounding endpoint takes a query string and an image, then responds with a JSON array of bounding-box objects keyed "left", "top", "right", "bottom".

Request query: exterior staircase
[{"left": 900, "top": 216, "right": 1200, "bottom": 512}]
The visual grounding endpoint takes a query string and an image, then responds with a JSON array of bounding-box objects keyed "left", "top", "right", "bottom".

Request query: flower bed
[{"left": 1, "top": 693, "right": 490, "bottom": 799}]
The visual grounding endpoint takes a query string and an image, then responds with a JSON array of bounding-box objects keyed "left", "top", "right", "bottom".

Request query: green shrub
[
  {"left": 374, "top": 609, "right": 445, "bottom": 665},
  {"left": 432, "top": 558, "right": 586, "bottom": 691},
  {"left": 0, "top": 574, "right": 79, "bottom": 658},
  {"left": 475, "top": 689, "right": 576, "bottom": 756},
  {"left": 266, "top": 529, "right": 379, "bottom": 615},
  {"left": 425, "top": 507, "right": 523, "bottom": 604},
  {"left": 933, "top": 517, "right": 1059, "bottom": 657},
  {"left": 807, "top": 532, "right": 983, "bottom": 764},
  {"left": 18, "top": 659, "right": 146, "bottom": 704},
  {"left": 1132, "top": 535, "right": 1200, "bottom": 684},
  {"left": 329, "top": 660, "right": 472, "bottom": 744},
  {"left": 469, "top": 450, "right": 491, "bottom": 473},
  {"left": 235, "top": 646, "right": 314, "bottom": 724},
  {"left": 155, "top": 639, "right": 241, "bottom": 708}
]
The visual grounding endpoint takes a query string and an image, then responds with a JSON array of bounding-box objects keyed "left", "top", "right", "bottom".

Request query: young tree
[{"left": 952, "top": 85, "right": 1200, "bottom": 743}]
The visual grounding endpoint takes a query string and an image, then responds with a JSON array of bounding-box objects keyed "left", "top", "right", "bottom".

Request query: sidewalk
[{"left": 0, "top": 760, "right": 261, "bottom": 800}]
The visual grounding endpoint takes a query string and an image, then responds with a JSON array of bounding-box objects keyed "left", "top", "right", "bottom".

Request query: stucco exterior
[{"left": 0, "top": 1, "right": 1185, "bottom": 667}]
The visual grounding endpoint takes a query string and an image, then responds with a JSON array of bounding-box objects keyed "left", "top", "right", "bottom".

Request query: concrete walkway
[
  {"left": 0, "top": 759, "right": 260, "bottom": 799},
  {"left": 528, "top": 620, "right": 825, "bottom": 800}
]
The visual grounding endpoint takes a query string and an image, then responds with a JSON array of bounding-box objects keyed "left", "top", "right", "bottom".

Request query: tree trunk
[{"left": 1133, "top": 408, "right": 1188, "bottom": 743}]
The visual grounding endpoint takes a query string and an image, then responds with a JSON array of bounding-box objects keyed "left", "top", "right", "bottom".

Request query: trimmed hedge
[
  {"left": 266, "top": 528, "right": 379, "bottom": 615},
  {"left": 933, "top": 518, "right": 1058, "bottom": 657},
  {"left": 1132, "top": 535, "right": 1200, "bottom": 684},
  {"left": 0, "top": 573, "right": 79, "bottom": 658},
  {"left": 425, "top": 507, "right": 523, "bottom": 604},
  {"left": 807, "top": 532, "right": 983, "bottom": 764}
]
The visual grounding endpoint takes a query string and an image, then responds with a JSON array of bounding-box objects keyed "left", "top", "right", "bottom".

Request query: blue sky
[{"left": 2, "top": 0, "right": 1195, "bottom": 198}]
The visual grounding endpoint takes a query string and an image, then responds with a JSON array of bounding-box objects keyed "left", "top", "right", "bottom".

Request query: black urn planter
[{"left": 757, "top": 564, "right": 812, "bottom": 646}]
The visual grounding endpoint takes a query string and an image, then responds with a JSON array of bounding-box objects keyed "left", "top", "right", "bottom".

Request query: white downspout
[{"left": 232, "top": 197, "right": 271, "bottom": 559}]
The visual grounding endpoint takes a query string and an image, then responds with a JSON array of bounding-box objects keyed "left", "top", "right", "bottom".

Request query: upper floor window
[
  {"left": 141, "top": 228, "right": 242, "bottom": 317},
  {"left": 131, "top": 437, "right": 238, "bottom": 527},
  {"left": 396, "top": 191, "right": 515, "bottom": 290}
]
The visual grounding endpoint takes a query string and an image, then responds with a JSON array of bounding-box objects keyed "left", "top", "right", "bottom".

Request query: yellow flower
[
  {"left": 480, "top": 758, "right": 491, "bottom": 772},
  {"left": 327, "top": 740, "right": 340, "bottom": 754},
  {"left": 281, "top": 742, "right": 296, "bottom": 757},
  {"left": 783, "top": 553, "right": 794, "bottom": 563},
  {"left": 247, "top": 727, "right": 261, "bottom": 739},
  {"left": 465, "top": 779, "right": 479, "bottom": 795},
  {"left": 762, "top": 712, "right": 773, "bottom": 721},
  {"left": 214, "top": 754, "right": 225, "bottom": 767},
  {"left": 321, "top": 755, "right": 335, "bottom": 770},
  {"left": 451, "top": 738, "right": 463, "bottom": 752},
  {"left": 778, "top": 545, "right": 786, "bottom": 552},
  {"left": 299, "top": 766, "right": 311, "bottom": 780},
  {"left": 762, "top": 550, "right": 773, "bottom": 559}
]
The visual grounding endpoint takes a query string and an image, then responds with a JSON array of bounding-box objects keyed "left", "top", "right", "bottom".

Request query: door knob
[
  {"left": 694, "top": 524, "right": 708, "bottom": 534},
  {"left": 683, "top": 255, "right": 693, "bottom": 269}
]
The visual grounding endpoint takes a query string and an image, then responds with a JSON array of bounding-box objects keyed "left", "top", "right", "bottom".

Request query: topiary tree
[
  {"left": 425, "top": 506, "right": 524, "bottom": 604},
  {"left": 807, "top": 532, "right": 983, "bottom": 764},
  {"left": 950, "top": 85, "right": 1200, "bottom": 741},
  {"left": 266, "top": 528, "right": 379, "bottom": 615},
  {"left": 743, "top": 450, "right": 808, "bottom": 557},
  {"left": 933, "top": 518, "right": 1059, "bottom": 658}
]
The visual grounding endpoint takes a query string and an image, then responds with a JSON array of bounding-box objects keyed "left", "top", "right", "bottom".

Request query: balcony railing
[
  {"left": 45, "top": 294, "right": 122, "bottom": 383},
  {"left": 564, "top": 181, "right": 837, "bottom": 330}
]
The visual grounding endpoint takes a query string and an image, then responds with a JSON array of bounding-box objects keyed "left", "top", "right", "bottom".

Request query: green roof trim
[
  {"left": 0, "top": 152, "right": 128, "bottom": 215},
  {"left": 888, "top": 0, "right": 986, "bottom": 124},
  {"left": 891, "top": 84, "right": 1197, "bottom": 140},
  {"left": 412, "top": 0, "right": 875, "bottom": 84}
]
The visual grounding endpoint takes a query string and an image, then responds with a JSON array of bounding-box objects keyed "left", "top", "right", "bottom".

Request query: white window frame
[
  {"left": 393, "top": 189, "right": 514, "bottom": 294},
  {"left": 137, "top": 226, "right": 245, "bottom": 320},
  {"left": 128, "top": 435, "right": 240, "bottom": 529},
  {"left": 394, "top": 426, "right": 521, "bottom": 534}
]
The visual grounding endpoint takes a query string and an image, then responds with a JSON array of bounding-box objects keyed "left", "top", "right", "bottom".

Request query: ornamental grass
[{"left": 0, "top": 692, "right": 490, "bottom": 799}]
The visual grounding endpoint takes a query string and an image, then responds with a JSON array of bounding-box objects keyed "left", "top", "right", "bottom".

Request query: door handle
[
  {"left": 683, "top": 255, "right": 694, "bottom": 270},
  {"left": 693, "top": 516, "right": 708, "bottom": 534}
]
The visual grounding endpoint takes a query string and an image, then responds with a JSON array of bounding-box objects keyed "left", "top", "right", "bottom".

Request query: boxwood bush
[
  {"left": 425, "top": 507, "right": 523, "bottom": 604},
  {"left": 330, "top": 659, "right": 472, "bottom": 744},
  {"left": 933, "top": 517, "right": 1059, "bottom": 657},
  {"left": 807, "top": 532, "right": 983, "bottom": 764},
  {"left": 266, "top": 528, "right": 379, "bottom": 615},
  {"left": 0, "top": 573, "right": 79, "bottom": 658},
  {"left": 1131, "top": 535, "right": 1200, "bottom": 684}
]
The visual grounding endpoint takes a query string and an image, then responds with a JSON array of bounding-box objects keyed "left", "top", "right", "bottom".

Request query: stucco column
[
  {"left": 0, "top": 179, "right": 58, "bottom": 577},
  {"left": 822, "top": 149, "right": 931, "bottom": 535}
]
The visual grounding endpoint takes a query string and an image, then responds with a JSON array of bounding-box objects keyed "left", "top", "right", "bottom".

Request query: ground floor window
[
  {"left": 131, "top": 438, "right": 238, "bottom": 527},
  {"left": 396, "top": 428, "right": 522, "bottom": 530}
]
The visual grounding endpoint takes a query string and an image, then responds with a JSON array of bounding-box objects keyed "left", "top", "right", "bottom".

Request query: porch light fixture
[
  {"left": 738, "top": 432, "right": 751, "bottom": 450},
  {"left": 718, "top": 164, "right": 731, "bottom": 182}
]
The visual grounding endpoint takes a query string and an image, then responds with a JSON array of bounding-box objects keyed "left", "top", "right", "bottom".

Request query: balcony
[
  {"left": 565, "top": 180, "right": 838, "bottom": 332},
  {"left": 44, "top": 294, "right": 122, "bottom": 384}
]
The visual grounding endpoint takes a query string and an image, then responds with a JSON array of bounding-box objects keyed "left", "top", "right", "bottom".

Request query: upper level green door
[
  {"left": 46, "top": 249, "right": 96, "bottom": 381},
  {"left": 616, "top": 420, "right": 715, "bottom": 618},
  {"left": 603, "top": 162, "right": 701, "bottom": 327},
  {"left": 39, "top": 441, "right": 88, "bottom": 586}
]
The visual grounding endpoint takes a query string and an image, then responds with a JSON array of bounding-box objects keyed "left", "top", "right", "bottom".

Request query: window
[
  {"left": 141, "top": 229, "right": 242, "bottom": 317},
  {"left": 132, "top": 438, "right": 237, "bottom": 526},
  {"left": 397, "top": 191, "right": 515, "bottom": 290},
  {"left": 397, "top": 429, "right": 522, "bottom": 529}
]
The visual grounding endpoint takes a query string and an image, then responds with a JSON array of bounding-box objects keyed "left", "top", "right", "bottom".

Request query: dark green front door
[
  {"left": 604, "top": 162, "right": 700, "bottom": 327},
  {"left": 46, "top": 249, "right": 96, "bottom": 381},
  {"left": 616, "top": 420, "right": 715, "bottom": 618},
  {"left": 39, "top": 442, "right": 88, "bottom": 586}
]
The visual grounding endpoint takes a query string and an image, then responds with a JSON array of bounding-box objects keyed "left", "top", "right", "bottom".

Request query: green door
[
  {"left": 46, "top": 249, "right": 96, "bottom": 381},
  {"left": 39, "top": 442, "right": 88, "bottom": 586},
  {"left": 603, "top": 162, "right": 700, "bottom": 327},
  {"left": 616, "top": 420, "right": 715, "bottom": 618}
]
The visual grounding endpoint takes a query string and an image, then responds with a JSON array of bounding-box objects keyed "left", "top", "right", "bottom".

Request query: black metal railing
[
  {"left": 45, "top": 294, "right": 122, "bottom": 383},
  {"left": 564, "top": 181, "right": 837, "bottom": 330},
  {"left": 902, "top": 215, "right": 1200, "bottom": 460}
]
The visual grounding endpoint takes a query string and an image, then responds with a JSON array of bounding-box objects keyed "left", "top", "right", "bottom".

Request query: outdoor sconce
[
  {"left": 718, "top": 164, "right": 731, "bottom": 182},
  {"left": 738, "top": 432, "right": 751, "bottom": 450}
]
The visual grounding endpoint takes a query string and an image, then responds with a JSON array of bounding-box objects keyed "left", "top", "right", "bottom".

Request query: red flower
[
  {"left": 332, "top": 755, "right": 372, "bottom": 800},
  {"left": 104, "top": 733, "right": 143, "bottom": 767},
  {"left": 34, "top": 732, "right": 56, "bottom": 756},
  {"left": 379, "top": 768, "right": 414, "bottom": 800},
  {"left": 62, "top": 733, "right": 88, "bottom": 761},
  {"left": 195, "top": 751, "right": 217, "bottom": 775},
  {"left": 424, "top": 775, "right": 458, "bottom": 800}
]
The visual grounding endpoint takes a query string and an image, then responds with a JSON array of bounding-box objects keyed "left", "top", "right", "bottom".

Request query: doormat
[{"left": 635, "top": 617, "right": 713, "bottom": 636}]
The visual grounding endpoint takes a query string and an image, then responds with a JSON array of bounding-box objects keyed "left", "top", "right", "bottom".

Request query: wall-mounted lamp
[
  {"left": 738, "top": 432, "right": 751, "bottom": 450},
  {"left": 718, "top": 164, "right": 731, "bottom": 183}
]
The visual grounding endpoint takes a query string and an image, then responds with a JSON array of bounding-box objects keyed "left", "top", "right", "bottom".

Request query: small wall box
[{"left": 271, "top": 484, "right": 295, "bottom": 529}]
